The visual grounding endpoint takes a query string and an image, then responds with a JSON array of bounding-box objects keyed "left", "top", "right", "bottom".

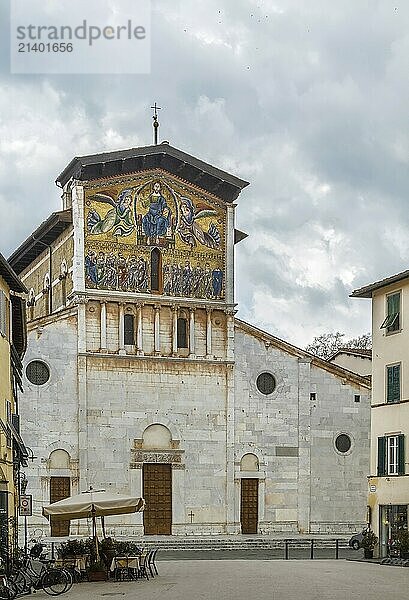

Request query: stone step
[{"left": 134, "top": 538, "right": 350, "bottom": 551}]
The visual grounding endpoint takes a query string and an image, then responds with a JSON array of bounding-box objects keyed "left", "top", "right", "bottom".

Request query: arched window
[
  {"left": 151, "top": 248, "right": 162, "bottom": 292},
  {"left": 28, "top": 289, "right": 35, "bottom": 320},
  {"left": 177, "top": 317, "right": 188, "bottom": 348},
  {"left": 142, "top": 424, "right": 172, "bottom": 449},
  {"left": 60, "top": 261, "right": 68, "bottom": 306},
  {"left": 124, "top": 314, "right": 135, "bottom": 345},
  {"left": 43, "top": 273, "right": 50, "bottom": 315},
  {"left": 49, "top": 449, "right": 70, "bottom": 469},
  {"left": 49, "top": 449, "right": 71, "bottom": 537},
  {"left": 240, "top": 453, "right": 259, "bottom": 472}
]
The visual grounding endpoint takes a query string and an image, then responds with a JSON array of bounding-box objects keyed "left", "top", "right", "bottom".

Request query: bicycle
[
  {"left": 9, "top": 544, "right": 73, "bottom": 596},
  {"left": 0, "top": 557, "right": 17, "bottom": 600}
]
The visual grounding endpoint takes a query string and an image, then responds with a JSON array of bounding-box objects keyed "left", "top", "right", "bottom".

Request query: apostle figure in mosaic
[
  {"left": 163, "top": 264, "right": 172, "bottom": 295},
  {"left": 105, "top": 253, "right": 118, "bottom": 289},
  {"left": 128, "top": 256, "right": 140, "bottom": 291},
  {"left": 87, "top": 189, "right": 135, "bottom": 238},
  {"left": 117, "top": 253, "right": 128, "bottom": 290},
  {"left": 212, "top": 267, "right": 223, "bottom": 299},
  {"left": 136, "top": 257, "right": 148, "bottom": 291},
  {"left": 141, "top": 182, "right": 171, "bottom": 244},
  {"left": 178, "top": 196, "right": 221, "bottom": 249},
  {"left": 96, "top": 252, "right": 106, "bottom": 286},
  {"left": 182, "top": 261, "right": 193, "bottom": 296},
  {"left": 85, "top": 251, "right": 98, "bottom": 286}
]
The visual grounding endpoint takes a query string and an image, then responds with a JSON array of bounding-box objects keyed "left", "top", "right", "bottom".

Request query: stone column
[
  {"left": 172, "top": 306, "right": 178, "bottom": 356},
  {"left": 206, "top": 308, "right": 212, "bottom": 358},
  {"left": 225, "top": 204, "right": 235, "bottom": 305},
  {"left": 76, "top": 297, "right": 87, "bottom": 354},
  {"left": 226, "top": 310, "right": 235, "bottom": 361},
  {"left": 189, "top": 308, "right": 195, "bottom": 357},
  {"left": 154, "top": 304, "right": 161, "bottom": 354},
  {"left": 119, "top": 303, "right": 125, "bottom": 355},
  {"left": 71, "top": 183, "right": 85, "bottom": 292},
  {"left": 100, "top": 302, "right": 107, "bottom": 351},
  {"left": 225, "top": 362, "right": 239, "bottom": 533},
  {"left": 136, "top": 303, "right": 144, "bottom": 355},
  {"left": 75, "top": 296, "right": 89, "bottom": 492},
  {"left": 297, "top": 357, "right": 312, "bottom": 534}
]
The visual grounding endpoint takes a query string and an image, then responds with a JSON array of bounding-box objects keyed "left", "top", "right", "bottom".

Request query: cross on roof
[{"left": 151, "top": 102, "right": 162, "bottom": 145}]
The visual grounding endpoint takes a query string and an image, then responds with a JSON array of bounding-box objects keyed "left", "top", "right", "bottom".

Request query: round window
[
  {"left": 256, "top": 372, "right": 276, "bottom": 395},
  {"left": 335, "top": 434, "right": 352, "bottom": 453},
  {"left": 26, "top": 361, "right": 50, "bottom": 386}
]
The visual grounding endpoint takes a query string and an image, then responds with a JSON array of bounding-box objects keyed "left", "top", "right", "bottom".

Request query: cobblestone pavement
[{"left": 30, "top": 560, "right": 407, "bottom": 600}]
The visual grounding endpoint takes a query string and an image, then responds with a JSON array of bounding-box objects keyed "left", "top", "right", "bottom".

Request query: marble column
[
  {"left": 119, "top": 303, "right": 125, "bottom": 355},
  {"left": 100, "top": 302, "right": 107, "bottom": 351},
  {"left": 206, "top": 308, "right": 212, "bottom": 358},
  {"left": 172, "top": 306, "right": 178, "bottom": 356},
  {"left": 189, "top": 308, "right": 195, "bottom": 357},
  {"left": 154, "top": 304, "right": 161, "bottom": 354},
  {"left": 136, "top": 303, "right": 144, "bottom": 355}
]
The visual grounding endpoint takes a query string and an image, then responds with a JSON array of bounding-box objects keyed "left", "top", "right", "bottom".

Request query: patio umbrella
[{"left": 42, "top": 489, "right": 145, "bottom": 559}]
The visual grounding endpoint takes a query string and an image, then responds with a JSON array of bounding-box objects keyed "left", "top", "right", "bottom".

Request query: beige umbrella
[{"left": 42, "top": 489, "right": 145, "bottom": 560}]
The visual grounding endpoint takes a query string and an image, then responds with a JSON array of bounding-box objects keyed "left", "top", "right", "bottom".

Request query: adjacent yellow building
[
  {"left": 0, "top": 252, "right": 27, "bottom": 555},
  {"left": 352, "top": 270, "right": 409, "bottom": 557}
]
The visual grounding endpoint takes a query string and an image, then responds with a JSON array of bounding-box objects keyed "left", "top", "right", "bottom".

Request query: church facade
[{"left": 9, "top": 143, "right": 371, "bottom": 536}]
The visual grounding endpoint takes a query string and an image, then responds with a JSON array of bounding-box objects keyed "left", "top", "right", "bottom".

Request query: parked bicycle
[
  {"left": 0, "top": 569, "right": 17, "bottom": 600},
  {"left": 9, "top": 543, "right": 73, "bottom": 596}
]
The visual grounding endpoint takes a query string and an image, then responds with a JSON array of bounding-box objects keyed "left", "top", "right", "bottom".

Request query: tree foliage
[{"left": 305, "top": 332, "right": 371, "bottom": 360}]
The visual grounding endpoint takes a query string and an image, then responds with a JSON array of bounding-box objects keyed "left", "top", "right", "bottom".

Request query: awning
[{"left": 43, "top": 490, "right": 145, "bottom": 521}]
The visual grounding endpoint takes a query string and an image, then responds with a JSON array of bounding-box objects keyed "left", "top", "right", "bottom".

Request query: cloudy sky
[{"left": 1, "top": 0, "right": 409, "bottom": 347}]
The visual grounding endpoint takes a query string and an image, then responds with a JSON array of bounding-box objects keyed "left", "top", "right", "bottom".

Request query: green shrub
[{"left": 361, "top": 529, "right": 378, "bottom": 550}]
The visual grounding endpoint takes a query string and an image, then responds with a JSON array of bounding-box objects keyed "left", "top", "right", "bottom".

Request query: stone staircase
[{"left": 133, "top": 536, "right": 350, "bottom": 552}]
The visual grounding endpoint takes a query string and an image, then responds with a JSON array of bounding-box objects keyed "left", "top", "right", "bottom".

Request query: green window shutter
[
  {"left": 387, "top": 365, "right": 400, "bottom": 403},
  {"left": 398, "top": 434, "right": 405, "bottom": 475},
  {"left": 388, "top": 293, "right": 399, "bottom": 316},
  {"left": 377, "top": 436, "right": 386, "bottom": 476},
  {"left": 387, "top": 293, "right": 400, "bottom": 331}
]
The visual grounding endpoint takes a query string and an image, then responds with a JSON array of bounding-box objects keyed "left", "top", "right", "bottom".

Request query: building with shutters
[
  {"left": 0, "top": 252, "right": 28, "bottom": 553},
  {"left": 9, "top": 142, "right": 371, "bottom": 537},
  {"left": 352, "top": 271, "right": 409, "bottom": 557}
]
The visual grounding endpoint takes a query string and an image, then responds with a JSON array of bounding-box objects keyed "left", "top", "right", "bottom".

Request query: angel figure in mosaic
[
  {"left": 87, "top": 188, "right": 135, "bottom": 238},
  {"left": 178, "top": 196, "right": 221, "bottom": 249}
]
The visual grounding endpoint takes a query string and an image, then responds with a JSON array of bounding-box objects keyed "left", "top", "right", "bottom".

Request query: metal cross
[
  {"left": 188, "top": 511, "right": 195, "bottom": 523},
  {"left": 151, "top": 102, "right": 161, "bottom": 119},
  {"left": 151, "top": 102, "right": 162, "bottom": 145}
]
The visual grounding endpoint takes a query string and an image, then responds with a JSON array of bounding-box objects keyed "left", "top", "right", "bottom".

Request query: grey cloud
[{"left": 1, "top": 0, "right": 409, "bottom": 346}]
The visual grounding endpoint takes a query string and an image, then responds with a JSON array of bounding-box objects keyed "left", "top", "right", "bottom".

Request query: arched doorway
[
  {"left": 49, "top": 449, "right": 71, "bottom": 537},
  {"left": 240, "top": 453, "right": 259, "bottom": 534},
  {"left": 142, "top": 425, "right": 172, "bottom": 535}
]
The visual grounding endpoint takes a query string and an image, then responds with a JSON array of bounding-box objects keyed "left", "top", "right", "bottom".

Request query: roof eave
[
  {"left": 351, "top": 269, "right": 409, "bottom": 298},
  {"left": 8, "top": 210, "right": 73, "bottom": 275},
  {"left": 55, "top": 143, "right": 250, "bottom": 202},
  {"left": 0, "top": 253, "right": 27, "bottom": 293}
]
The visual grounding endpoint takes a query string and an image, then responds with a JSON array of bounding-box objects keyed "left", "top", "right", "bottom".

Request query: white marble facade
[{"left": 16, "top": 148, "right": 371, "bottom": 537}]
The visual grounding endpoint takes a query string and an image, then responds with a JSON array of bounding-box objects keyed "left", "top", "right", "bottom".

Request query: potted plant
[
  {"left": 361, "top": 529, "right": 378, "bottom": 559},
  {"left": 395, "top": 529, "right": 409, "bottom": 559},
  {"left": 88, "top": 560, "right": 108, "bottom": 582},
  {"left": 58, "top": 539, "right": 88, "bottom": 558}
]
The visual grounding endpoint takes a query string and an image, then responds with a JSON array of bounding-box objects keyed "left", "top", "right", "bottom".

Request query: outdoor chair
[
  {"left": 148, "top": 548, "right": 159, "bottom": 577},
  {"left": 138, "top": 550, "right": 152, "bottom": 581}
]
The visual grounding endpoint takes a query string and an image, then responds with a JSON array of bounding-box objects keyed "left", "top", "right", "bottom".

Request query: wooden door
[
  {"left": 50, "top": 476, "right": 70, "bottom": 536},
  {"left": 143, "top": 464, "right": 172, "bottom": 535},
  {"left": 241, "top": 478, "right": 259, "bottom": 534}
]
